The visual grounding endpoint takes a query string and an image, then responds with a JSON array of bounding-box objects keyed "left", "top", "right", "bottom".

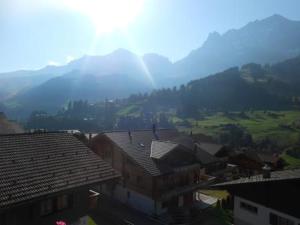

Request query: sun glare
[{"left": 63, "top": 0, "right": 144, "bottom": 34}]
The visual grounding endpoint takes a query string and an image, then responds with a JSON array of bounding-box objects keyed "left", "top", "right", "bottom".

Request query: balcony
[{"left": 159, "top": 175, "right": 216, "bottom": 201}]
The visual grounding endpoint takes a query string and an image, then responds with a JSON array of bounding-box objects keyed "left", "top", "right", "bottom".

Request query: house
[
  {"left": 195, "top": 142, "right": 238, "bottom": 181},
  {"left": 0, "top": 132, "right": 120, "bottom": 225},
  {"left": 214, "top": 168, "right": 300, "bottom": 225},
  {"left": 90, "top": 128, "right": 215, "bottom": 215},
  {"left": 228, "top": 148, "right": 281, "bottom": 176}
]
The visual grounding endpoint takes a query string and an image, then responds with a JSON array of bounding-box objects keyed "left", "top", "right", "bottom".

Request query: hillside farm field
[{"left": 175, "top": 110, "right": 300, "bottom": 146}]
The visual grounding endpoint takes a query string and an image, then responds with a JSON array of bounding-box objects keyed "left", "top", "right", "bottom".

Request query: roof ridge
[
  {"left": 103, "top": 128, "right": 177, "bottom": 134},
  {"left": 152, "top": 139, "right": 179, "bottom": 145},
  {"left": 0, "top": 131, "right": 69, "bottom": 137}
]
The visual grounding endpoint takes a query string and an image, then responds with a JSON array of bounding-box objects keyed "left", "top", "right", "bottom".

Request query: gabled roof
[
  {"left": 102, "top": 129, "right": 196, "bottom": 176},
  {"left": 214, "top": 169, "right": 300, "bottom": 187},
  {"left": 197, "top": 142, "right": 224, "bottom": 156},
  {"left": 234, "top": 149, "right": 278, "bottom": 164},
  {"left": 195, "top": 143, "right": 221, "bottom": 165},
  {"left": 150, "top": 140, "right": 179, "bottom": 159},
  {"left": 0, "top": 132, "right": 120, "bottom": 209}
]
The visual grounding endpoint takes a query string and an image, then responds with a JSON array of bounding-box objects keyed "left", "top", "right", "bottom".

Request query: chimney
[
  {"left": 128, "top": 130, "right": 132, "bottom": 143},
  {"left": 262, "top": 164, "right": 271, "bottom": 179}
]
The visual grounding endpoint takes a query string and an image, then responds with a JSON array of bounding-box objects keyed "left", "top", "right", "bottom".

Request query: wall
[
  {"left": 91, "top": 135, "right": 154, "bottom": 198},
  {"left": 234, "top": 196, "right": 300, "bottom": 225},
  {"left": 153, "top": 165, "right": 202, "bottom": 199},
  {"left": 101, "top": 183, "right": 161, "bottom": 215},
  {"left": 0, "top": 188, "right": 90, "bottom": 225}
]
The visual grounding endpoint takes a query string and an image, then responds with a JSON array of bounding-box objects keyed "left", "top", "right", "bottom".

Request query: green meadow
[{"left": 175, "top": 110, "right": 300, "bottom": 146}]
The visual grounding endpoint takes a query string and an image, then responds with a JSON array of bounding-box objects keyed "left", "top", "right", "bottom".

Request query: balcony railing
[{"left": 159, "top": 175, "right": 215, "bottom": 201}]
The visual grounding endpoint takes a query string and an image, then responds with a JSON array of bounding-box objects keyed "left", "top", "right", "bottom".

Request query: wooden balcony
[{"left": 159, "top": 175, "right": 216, "bottom": 201}]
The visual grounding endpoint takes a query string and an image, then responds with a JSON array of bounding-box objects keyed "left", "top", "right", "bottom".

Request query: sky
[{"left": 1, "top": 0, "right": 300, "bottom": 73}]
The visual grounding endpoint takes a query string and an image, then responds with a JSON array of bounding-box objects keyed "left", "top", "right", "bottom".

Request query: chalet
[
  {"left": 228, "top": 148, "right": 281, "bottom": 176},
  {"left": 90, "top": 128, "right": 215, "bottom": 215},
  {"left": 195, "top": 142, "right": 238, "bottom": 181},
  {"left": 0, "top": 132, "right": 120, "bottom": 225},
  {"left": 214, "top": 168, "right": 300, "bottom": 225}
]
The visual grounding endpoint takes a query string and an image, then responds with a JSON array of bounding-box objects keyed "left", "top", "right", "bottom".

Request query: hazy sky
[{"left": 1, "top": 0, "right": 300, "bottom": 73}]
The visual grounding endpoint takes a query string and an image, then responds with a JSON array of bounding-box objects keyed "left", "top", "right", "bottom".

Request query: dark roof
[
  {"left": 197, "top": 142, "right": 224, "bottom": 156},
  {"left": 214, "top": 169, "right": 300, "bottom": 187},
  {"left": 0, "top": 132, "right": 120, "bottom": 209},
  {"left": 103, "top": 129, "right": 197, "bottom": 176},
  {"left": 234, "top": 149, "right": 278, "bottom": 164},
  {"left": 195, "top": 143, "right": 220, "bottom": 165},
  {"left": 255, "top": 152, "right": 277, "bottom": 163},
  {"left": 150, "top": 140, "right": 179, "bottom": 159}
]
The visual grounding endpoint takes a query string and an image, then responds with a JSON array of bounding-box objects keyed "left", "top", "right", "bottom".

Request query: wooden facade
[{"left": 90, "top": 132, "right": 214, "bottom": 214}]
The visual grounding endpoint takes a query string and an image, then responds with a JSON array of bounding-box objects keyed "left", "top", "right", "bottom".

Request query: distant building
[
  {"left": 229, "top": 148, "right": 281, "bottom": 176},
  {"left": 214, "top": 169, "right": 300, "bottom": 225},
  {"left": 195, "top": 142, "right": 238, "bottom": 181},
  {"left": 90, "top": 128, "right": 215, "bottom": 215},
  {"left": 0, "top": 132, "right": 120, "bottom": 225}
]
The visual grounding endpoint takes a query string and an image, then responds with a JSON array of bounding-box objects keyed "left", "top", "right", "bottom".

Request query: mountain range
[{"left": 1, "top": 14, "right": 300, "bottom": 118}]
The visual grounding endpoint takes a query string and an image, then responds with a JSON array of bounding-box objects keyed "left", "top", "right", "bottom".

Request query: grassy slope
[
  {"left": 281, "top": 153, "right": 300, "bottom": 169},
  {"left": 117, "top": 104, "right": 141, "bottom": 117},
  {"left": 177, "top": 110, "right": 300, "bottom": 146}
]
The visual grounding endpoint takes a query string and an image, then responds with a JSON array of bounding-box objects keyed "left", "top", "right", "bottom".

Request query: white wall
[{"left": 234, "top": 196, "right": 300, "bottom": 225}]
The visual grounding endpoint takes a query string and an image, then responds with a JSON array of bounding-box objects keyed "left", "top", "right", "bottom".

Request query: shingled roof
[
  {"left": 103, "top": 129, "right": 197, "bottom": 176},
  {"left": 150, "top": 140, "right": 179, "bottom": 159},
  {"left": 0, "top": 132, "right": 120, "bottom": 209},
  {"left": 197, "top": 142, "right": 224, "bottom": 156},
  {"left": 195, "top": 143, "right": 220, "bottom": 165}
]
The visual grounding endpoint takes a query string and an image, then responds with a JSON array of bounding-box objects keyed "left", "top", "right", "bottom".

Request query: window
[
  {"left": 240, "top": 201, "right": 258, "bottom": 214},
  {"left": 57, "top": 194, "right": 70, "bottom": 210},
  {"left": 269, "top": 213, "right": 294, "bottom": 225},
  {"left": 40, "top": 199, "right": 54, "bottom": 216}
]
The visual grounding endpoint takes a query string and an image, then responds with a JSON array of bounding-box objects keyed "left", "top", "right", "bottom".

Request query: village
[
  {"left": 1, "top": 114, "right": 299, "bottom": 225},
  {"left": 1, "top": 3, "right": 300, "bottom": 225}
]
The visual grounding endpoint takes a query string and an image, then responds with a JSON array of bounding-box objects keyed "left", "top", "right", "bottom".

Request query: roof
[
  {"left": 0, "top": 132, "right": 120, "bottom": 209},
  {"left": 150, "top": 140, "right": 179, "bottom": 159},
  {"left": 235, "top": 149, "right": 278, "bottom": 164},
  {"left": 195, "top": 143, "right": 221, "bottom": 165},
  {"left": 214, "top": 169, "right": 300, "bottom": 187},
  {"left": 197, "top": 142, "right": 224, "bottom": 156},
  {"left": 103, "top": 129, "right": 196, "bottom": 176}
]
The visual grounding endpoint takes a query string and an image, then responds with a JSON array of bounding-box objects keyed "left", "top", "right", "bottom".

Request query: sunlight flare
[{"left": 62, "top": 0, "right": 144, "bottom": 34}]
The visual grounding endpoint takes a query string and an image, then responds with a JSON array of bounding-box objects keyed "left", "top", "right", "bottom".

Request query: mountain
[
  {"left": 174, "top": 14, "right": 300, "bottom": 80},
  {"left": 10, "top": 71, "right": 153, "bottom": 115},
  {"left": 3, "top": 14, "right": 300, "bottom": 101},
  {"left": 0, "top": 64, "right": 75, "bottom": 100},
  {"left": 0, "top": 49, "right": 174, "bottom": 101},
  {"left": 126, "top": 56, "right": 300, "bottom": 116},
  {"left": 3, "top": 15, "right": 300, "bottom": 118}
]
